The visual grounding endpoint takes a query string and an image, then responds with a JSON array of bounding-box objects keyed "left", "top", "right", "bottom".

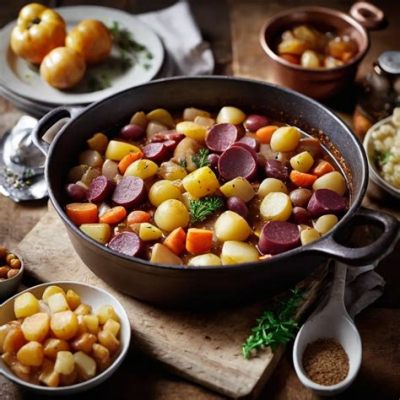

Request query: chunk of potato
[
  {"left": 221, "top": 241, "right": 259, "bottom": 265},
  {"left": 312, "top": 171, "right": 346, "bottom": 196},
  {"left": 3, "top": 327, "right": 26, "bottom": 353},
  {"left": 183, "top": 107, "right": 210, "bottom": 121},
  {"left": 83, "top": 315, "right": 99, "bottom": 334},
  {"left": 50, "top": 311, "right": 79, "bottom": 340},
  {"left": 124, "top": 159, "right": 158, "bottom": 180},
  {"left": 21, "top": 312, "right": 50, "bottom": 342},
  {"left": 92, "top": 343, "right": 110, "bottom": 370},
  {"left": 66, "top": 289, "right": 81, "bottom": 311},
  {"left": 105, "top": 140, "right": 141, "bottom": 161},
  {"left": 139, "top": 223, "right": 163, "bottom": 241},
  {"left": 260, "top": 192, "right": 292, "bottom": 221},
  {"left": 80, "top": 223, "right": 111, "bottom": 244},
  {"left": 54, "top": 351, "right": 75, "bottom": 375},
  {"left": 98, "top": 330, "right": 120, "bottom": 353},
  {"left": 220, "top": 177, "right": 255, "bottom": 202},
  {"left": 176, "top": 121, "right": 207, "bottom": 141},
  {"left": 39, "top": 358, "right": 60, "bottom": 387},
  {"left": 43, "top": 338, "right": 70, "bottom": 359},
  {"left": 257, "top": 178, "right": 288, "bottom": 198},
  {"left": 59, "top": 370, "right": 78, "bottom": 386},
  {"left": 300, "top": 227, "right": 321, "bottom": 245},
  {"left": 130, "top": 111, "right": 147, "bottom": 128},
  {"left": 72, "top": 333, "right": 97, "bottom": 354},
  {"left": 17, "top": 341, "right": 44, "bottom": 367},
  {"left": 87, "top": 132, "right": 108, "bottom": 153},
  {"left": 146, "top": 108, "right": 175, "bottom": 128},
  {"left": 270, "top": 126, "right": 301, "bottom": 152},
  {"left": 158, "top": 161, "right": 187, "bottom": 180},
  {"left": 313, "top": 214, "right": 338, "bottom": 234},
  {"left": 290, "top": 151, "right": 314, "bottom": 172},
  {"left": 277, "top": 38, "right": 307, "bottom": 55},
  {"left": 74, "top": 303, "right": 92, "bottom": 316},
  {"left": 194, "top": 115, "right": 215, "bottom": 128},
  {"left": 149, "top": 180, "right": 182, "bottom": 207},
  {"left": 182, "top": 166, "right": 220, "bottom": 198},
  {"left": 216, "top": 106, "right": 246, "bottom": 125},
  {"left": 103, "top": 319, "right": 120, "bottom": 337},
  {"left": 188, "top": 253, "right": 222, "bottom": 266},
  {"left": 77, "top": 315, "right": 88, "bottom": 336},
  {"left": 96, "top": 305, "right": 119, "bottom": 325},
  {"left": 215, "top": 211, "right": 252, "bottom": 242},
  {"left": 0, "top": 324, "right": 12, "bottom": 352},
  {"left": 150, "top": 243, "right": 183, "bottom": 265},
  {"left": 74, "top": 351, "right": 97, "bottom": 380},
  {"left": 146, "top": 121, "right": 168, "bottom": 139},
  {"left": 47, "top": 293, "right": 70, "bottom": 314},
  {"left": 14, "top": 292, "right": 40, "bottom": 319},
  {"left": 42, "top": 286, "right": 65, "bottom": 302},
  {"left": 154, "top": 199, "right": 189, "bottom": 232}
]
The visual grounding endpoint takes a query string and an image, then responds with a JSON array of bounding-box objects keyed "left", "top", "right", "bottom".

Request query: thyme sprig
[
  {"left": 242, "top": 288, "right": 304, "bottom": 359},
  {"left": 189, "top": 196, "right": 224, "bottom": 223}
]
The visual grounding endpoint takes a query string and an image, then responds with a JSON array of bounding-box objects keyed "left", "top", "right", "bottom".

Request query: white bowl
[
  {"left": 0, "top": 252, "right": 24, "bottom": 300},
  {"left": 363, "top": 116, "right": 400, "bottom": 199},
  {"left": 0, "top": 281, "right": 131, "bottom": 394}
]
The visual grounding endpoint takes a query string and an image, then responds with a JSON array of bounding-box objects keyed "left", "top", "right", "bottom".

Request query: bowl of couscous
[{"left": 363, "top": 107, "right": 400, "bottom": 199}]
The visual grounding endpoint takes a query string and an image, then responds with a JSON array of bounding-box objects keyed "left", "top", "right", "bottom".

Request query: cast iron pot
[{"left": 33, "top": 76, "right": 399, "bottom": 307}]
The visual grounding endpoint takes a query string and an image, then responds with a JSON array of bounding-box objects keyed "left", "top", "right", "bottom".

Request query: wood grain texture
[{"left": 15, "top": 206, "right": 326, "bottom": 398}]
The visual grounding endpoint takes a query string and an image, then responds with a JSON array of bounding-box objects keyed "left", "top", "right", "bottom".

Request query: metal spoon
[{"left": 292, "top": 262, "right": 362, "bottom": 396}]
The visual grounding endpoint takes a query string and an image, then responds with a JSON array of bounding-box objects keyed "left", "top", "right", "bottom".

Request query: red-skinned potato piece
[
  {"left": 108, "top": 232, "right": 143, "bottom": 257},
  {"left": 218, "top": 146, "right": 257, "bottom": 181},
  {"left": 205, "top": 123, "right": 241, "bottom": 153},
  {"left": 265, "top": 159, "right": 289, "bottom": 181},
  {"left": 150, "top": 131, "right": 185, "bottom": 143},
  {"left": 244, "top": 114, "right": 269, "bottom": 132},
  {"left": 112, "top": 176, "right": 146, "bottom": 208},
  {"left": 66, "top": 183, "right": 87, "bottom": 201},
  {"left": 259, "top": 221, "right": 300, "bottom": 255},
  {"left": 87, "top": 176, "right": 114, "bottom": 203},
  {"left": 307, "top": 189, "right": 347, "bottom": 218},
  {"left": 120, "top": 124, "right": 145, "bottom": 141},
  {"left": 142, "top": 142, "right": 169, "bottom": 163}
]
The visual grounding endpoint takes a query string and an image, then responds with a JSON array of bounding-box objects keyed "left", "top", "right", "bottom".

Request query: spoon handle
[{"left": 326, "top": 262, "right": 347, "bottom": 311}]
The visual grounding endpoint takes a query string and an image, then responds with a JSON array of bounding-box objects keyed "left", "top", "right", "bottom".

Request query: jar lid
[{"left": 378, "top": 51, "right": 400, "bottom": 75}]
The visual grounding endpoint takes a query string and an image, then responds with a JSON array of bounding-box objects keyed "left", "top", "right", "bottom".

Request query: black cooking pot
[{"left": 33, "top": 77, "right": 399, "bottom": 307}]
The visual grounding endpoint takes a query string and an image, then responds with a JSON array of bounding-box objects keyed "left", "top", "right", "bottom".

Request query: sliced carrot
[
  {"left": 290, "top": 170, "right": 318, "bottom": 187},
  {"left": 127, "top": 210, "right": 151, "bottom": 225},
  {"left": 164, "top": 227, "right": 186, "bottom": 255},
  {"left": 312, "top": 160, "right": 335, "bottom": 177},
  {"left": 255, "top": 125, "right": 278, "bottom": 144},
  {"left": 66, "top": 203, "right": 98, "bottom": 225},
  {"left": 118, "top": 151, "right": 144, "bottom": 174},
  {"left": 185, "top": 228, "right": 213, "bottom": 255},
  {"left": 99, "top": 206, "right": 127, "bottom": 224},
  {"left": 280, "top": 54, "right": 300, "bottom": 65}
]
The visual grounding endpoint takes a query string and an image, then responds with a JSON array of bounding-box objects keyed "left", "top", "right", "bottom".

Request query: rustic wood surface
[{"left": 0, "top": 0, "right": 399, "bottom": 399}]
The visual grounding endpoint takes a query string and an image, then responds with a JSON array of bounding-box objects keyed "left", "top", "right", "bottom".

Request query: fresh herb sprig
[
  {"left": 189, "top": 196, "right": 224, "bottom": 223},
  {"left": 374, "top": 150, "right": 392, "bottom": 167},
  {"left": 242, "top": 288, "right": 304, "bottom": 359},
  {"left": 192, "top": 148, "right": 210, "bottom": 169}
]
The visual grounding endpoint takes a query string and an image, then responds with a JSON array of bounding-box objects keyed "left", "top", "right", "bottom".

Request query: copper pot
[{"left": 259, "top": 2, "right": 385, "bottom": 99}]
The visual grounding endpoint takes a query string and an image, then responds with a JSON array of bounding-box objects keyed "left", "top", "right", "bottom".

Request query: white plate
[{"left": 0, "top": 6, "right": 164, "bottom": 105}]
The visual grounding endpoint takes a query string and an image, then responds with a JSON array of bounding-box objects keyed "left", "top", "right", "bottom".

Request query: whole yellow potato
[
  {"left": 214, "top": 211, "right": 252, "bottom": 242},
  {"left": 40, "top": 47, "right": 86, "bottom": 89},
  {"left": 154, "top": 199, "right": 189, "bottom": 232},
  {"left": 66, "top": 19, "right": 112, "bottom": 64}
]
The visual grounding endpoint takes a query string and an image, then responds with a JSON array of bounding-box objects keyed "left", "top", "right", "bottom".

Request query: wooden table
[{"left": 0, "top": 1, "right": 399, "bottom": 399}]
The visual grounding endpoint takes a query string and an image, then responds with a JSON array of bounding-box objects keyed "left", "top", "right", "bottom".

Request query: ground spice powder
[{"left": 302, "top": 338, "right": 349, "bottom": 386}]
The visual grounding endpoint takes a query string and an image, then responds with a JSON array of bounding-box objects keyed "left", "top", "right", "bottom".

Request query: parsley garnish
[
  {"left": 178, "top": 159, "right": 187, "bottom": 168},
  {"left": 189, "top": 196, "right": 224, "bottom": 223},
  {"left": 192, "top": 148, "right": 210, "bottom": 168},
  {"left": 374, "top": 150, "right": 392, "bottom": 167},
  {"left": 242, "top": 288, "right": 304, "bottom": 359}
]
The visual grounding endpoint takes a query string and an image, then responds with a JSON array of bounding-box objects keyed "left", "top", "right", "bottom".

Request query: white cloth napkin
[{"left": 138, "top": 1, "right": 214, "bottom": 76}]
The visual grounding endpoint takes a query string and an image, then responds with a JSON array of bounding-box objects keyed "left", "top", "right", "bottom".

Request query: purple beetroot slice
[
  {"left": 112, "top": 176, "right": 146, "bottom": 208},
  {"left": 205, "top": 123, "right": 241, "bottom": 153},
  {"left": 258, "top": 221, "right": 300, "bottom": 255},
  {"left": 108, "top": 232, "right": 143, "bottom": 257},
  {"left": 307, "top": 189, "right": 347, "bottom": 218},
  {"left": 142, "top": 142, "right": 169, "bottom": 163},
  {"left": 238, "top": 135, "right": 260, "bottom": 152},
  {"left": 218, "top": 146, "right": 257, "bottom": 181},
  {"left": 87, "top": 176, "right": 114, "bottom": 203}
]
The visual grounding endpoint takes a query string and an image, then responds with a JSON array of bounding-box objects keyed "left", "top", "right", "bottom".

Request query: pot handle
[
  {"left": 32, "top": 106, "right": 84, "bottom": 156},
  {"left": 307, "top": 207, "right": 399, "bottom": 266},
  {"left": 349, "top": 2, "right": 385, "bottom": 30}
]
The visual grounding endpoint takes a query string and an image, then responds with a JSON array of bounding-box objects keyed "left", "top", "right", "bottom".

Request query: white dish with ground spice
[{"left": 292, "top": 263, "right": 362, "bottom": 396}]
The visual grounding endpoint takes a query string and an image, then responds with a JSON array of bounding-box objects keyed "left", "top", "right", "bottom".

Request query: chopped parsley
[
  {"left": 192, "top": 148, "right": 210, "bottom": 169},
  {"left": 189, "top": 196, "right": 224, "bottom": 223}
]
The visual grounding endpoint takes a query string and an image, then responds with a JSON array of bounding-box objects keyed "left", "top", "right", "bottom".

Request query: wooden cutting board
[{"left": 15, "top": 205, "right": 328, "bottom": 399}]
